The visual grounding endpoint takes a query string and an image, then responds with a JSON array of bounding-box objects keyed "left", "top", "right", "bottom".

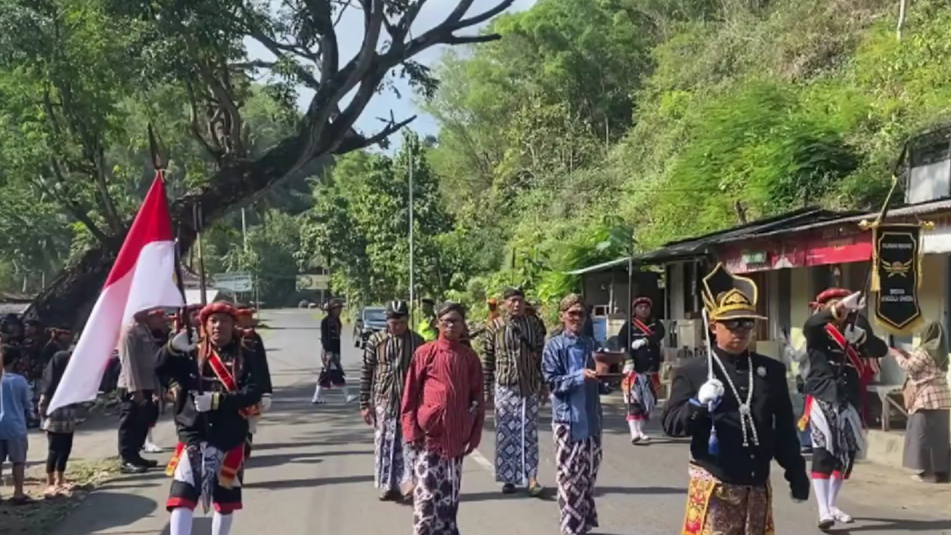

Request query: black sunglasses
[{"left": 721, "top": 319, "right": 755, "bottom": 332}]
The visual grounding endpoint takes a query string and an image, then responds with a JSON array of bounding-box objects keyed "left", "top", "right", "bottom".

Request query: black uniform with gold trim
[{"left": 662, "top": 263, "right": 808, "bottom": 535}]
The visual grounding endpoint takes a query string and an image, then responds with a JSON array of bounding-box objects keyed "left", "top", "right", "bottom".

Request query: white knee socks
[
  {"left": 312, "top": 385, "right": 322, "bottom": 402},
  {"left": 212, "top": 512, "right": 234, "bottom": 535},
  {"left": 170, "top": 508, "right": 194, "bottom": 535},
  {"left": 812, "top": 478, "right": 831, "bottom": 519},
  {"left": 829, "top": 476, "right": 843, "bottom": 507},
  {"left": 628, "top": 420, "right": 639, "bottom": 439}
]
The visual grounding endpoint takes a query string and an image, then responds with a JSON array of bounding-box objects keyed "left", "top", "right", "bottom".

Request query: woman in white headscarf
[{"left": 890, "top": 321, "right": 951, "bottom": 483}]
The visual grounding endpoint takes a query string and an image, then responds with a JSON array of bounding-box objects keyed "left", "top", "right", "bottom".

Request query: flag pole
[
  {"left": 150, "top": 124, "right": 194, "bottom": 343},
  {"left": 193, "top": 203, "right": 207, "bottom": 306}
]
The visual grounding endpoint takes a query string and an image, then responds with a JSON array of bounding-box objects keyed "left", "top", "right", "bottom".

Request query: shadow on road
[
  {"left": 63, "top": 491, "right": 159, "bottom": 533},
  {"left": 841, "top": 517, "right": 951, "bottom": 533},
  {"left": 160, "top": 516, "right": 211, "bottom": 535},
  {"left": 594, "top": 485, "right": 684, "bottom": 497},
  {"left": 246, "top": 451, "right": 325, "bottom": 469},
  {"left": 243, "top": 473, "right": 373, "bottom": 490}
]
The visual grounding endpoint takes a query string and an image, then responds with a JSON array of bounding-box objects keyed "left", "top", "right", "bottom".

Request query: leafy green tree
[
  {"left": 0, "top": 0, "right": 516, "bottom": 326},
  {"left": 302, "top": 132, "right": 453, "bottom": 307}
]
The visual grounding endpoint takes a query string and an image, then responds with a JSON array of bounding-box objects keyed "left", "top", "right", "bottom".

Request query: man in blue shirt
[
  {"left": 542, "top": 294, "right": 606, "bottom": 535},
  {"left": 0, "top": 344, "right": 33, "bottom": 504}
]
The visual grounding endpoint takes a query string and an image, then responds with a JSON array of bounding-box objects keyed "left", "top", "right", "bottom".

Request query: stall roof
[
  {"left": 737, "top": 198, "right": 951, "bottom": 241},
  {"left": 568, "top": 207, "right": 853, "bottom": 276}
]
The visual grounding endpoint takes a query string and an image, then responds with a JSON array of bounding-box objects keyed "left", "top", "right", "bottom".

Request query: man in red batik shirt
[{"left": 401, "top": 302, "right": 485, "bottom": 535}]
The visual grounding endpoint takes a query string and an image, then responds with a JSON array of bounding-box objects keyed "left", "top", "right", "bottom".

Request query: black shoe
[
  {"left": 120, "top": 462, "right": 148, "bottom": 474},
  {"left": 140, "top": 458, "right": 159, "bottom": 468},
  {"left": 501, "top": 484, "right": 516, "bottom": 494},
  {"left": 379, "top": 490, "right": 398, "bottom": 501}
]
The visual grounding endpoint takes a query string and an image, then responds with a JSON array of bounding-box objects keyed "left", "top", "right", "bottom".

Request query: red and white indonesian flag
[{"left": 48, "top": 173, "right": 184, "bottom": 412}]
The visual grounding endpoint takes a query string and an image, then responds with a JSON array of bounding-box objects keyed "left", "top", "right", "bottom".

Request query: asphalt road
[{"left": 51, "top": 309, "right": 951, "bottom": 535}]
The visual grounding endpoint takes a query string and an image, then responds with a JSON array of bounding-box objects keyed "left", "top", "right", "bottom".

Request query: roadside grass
[{"left": 0, "top": 457, "right": 120, "bottom": 535}]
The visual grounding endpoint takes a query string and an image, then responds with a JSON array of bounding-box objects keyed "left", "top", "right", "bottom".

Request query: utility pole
[
  {"left": 241, "top": 207, "right": 248, "bottom": 250},
  {"left": 408, "top": 149, "right": 415, "bottom": 326}
]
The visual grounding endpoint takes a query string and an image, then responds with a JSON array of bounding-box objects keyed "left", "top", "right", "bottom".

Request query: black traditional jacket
[
  {"left": 662, "top": 348, "right": 808, "bottom": 493},
  {"left": 803, "top": 310, "right": 887, "bottom": 408},
  {"left": 617, "top": 318, "right": 666, "bottom": 373},
  {"left": 156, "top": 336, "right": 265, "bottom": 451}
]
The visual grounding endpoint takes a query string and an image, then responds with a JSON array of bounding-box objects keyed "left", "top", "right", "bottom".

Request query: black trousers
[
  {"left": 117, "top": 390, "right": 155, "bottom": 464},
  {"left": 47, "top": 432, "right": 74, "bottom": 474}
]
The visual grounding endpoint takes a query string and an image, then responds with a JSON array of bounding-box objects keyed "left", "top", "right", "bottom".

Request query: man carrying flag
[{"left": 158, "top": 302, "right": 266, "bottom": 535}]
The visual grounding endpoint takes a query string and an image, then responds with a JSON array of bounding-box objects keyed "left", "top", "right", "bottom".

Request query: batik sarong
[
  {"left": 166, "top": 442, "right": 244, "bottom": 514},
  {"left": 375, "top": 405, "right": 415, "bottom": 492},
  {"left": 802, "top": 396, "right": 863, "bottom": 477},
  {"left": 681, "top": 464, "right": 774, "bottom": 535},
  {"left": 553, "top": 422, "right": 602, "bottom": 535},
  {"left": 621, "top": 372, "right": 656, "bottom": 421},
  {"left": 494, "top": 384, "right": 539, "bottom": 485},
  {"left": 318, "top": 353, "right": 347, "bottom": 388},
  {"left": 413, "top": 449, "right": 464, "bottom": 535}
]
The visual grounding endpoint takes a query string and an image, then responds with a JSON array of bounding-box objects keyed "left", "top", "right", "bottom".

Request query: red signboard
[
  {"left": 719, "top": 228, "right": 871, "bottom": 273},
  {"left": 804, "top": 232, "right": 871, "bottom": 266}
]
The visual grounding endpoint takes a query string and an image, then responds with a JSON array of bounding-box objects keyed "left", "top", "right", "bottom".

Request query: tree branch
[
  {"left": 303, "top": 0, "right": 339, "bottom": 86},
  {"left": 456, "top": 0, "right": 514, "bottom": 27},
  {"left": 334, "top": 115, "right": 417, "bottom": 154},
  {"left": 91, "top": 145, "right": 124, "bottom": 234},
  {"left": 33, "top": 171, "right": 110, "bottom": 245},
  {"left": 185, "top": 80, "right": 224, "bottom": 160},
  {"left": 444, "top": 34, "right": 502, "bottom": 45}
]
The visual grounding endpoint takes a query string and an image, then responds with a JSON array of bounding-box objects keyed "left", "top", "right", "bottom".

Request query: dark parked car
[{"left": 353, "top": 306, "right": 387, "bottom": 348}]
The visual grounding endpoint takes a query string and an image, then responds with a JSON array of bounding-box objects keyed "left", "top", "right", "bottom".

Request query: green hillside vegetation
[
  {"left": 389, "top": 0, "right": 951, "bottom": 318},
  {"left": 3, "top": 0, "right": 951, "bottom": 321}
]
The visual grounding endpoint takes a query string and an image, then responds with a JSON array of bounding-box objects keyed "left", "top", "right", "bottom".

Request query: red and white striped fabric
[{"left": 48, "top": 173, "right": 184, "bottom": 412}]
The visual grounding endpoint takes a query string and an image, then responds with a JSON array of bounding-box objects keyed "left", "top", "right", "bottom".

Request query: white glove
[
  {"left": 193, "top": 392, "right": 214, "bottom": 412},
  {"left": 697, "top": 379, "right": 725, "bottom": 406},
  {"left": 840, "top": 291, "right": 863, "bottom": 312},
  {"left": 260, "top": 394, "right": 272, "bottom": 412},
  {"left": 631, "top": 339, "right": 648, "bottom": 350},
  {"left": 844, "top": 325, "right": 866, "bottom": 345},
  {"left": 622, "top": 361, "right": 635, "bottom": 374},
  {"left": 171, "top": 331, "right": 199, "bottom": 353}
]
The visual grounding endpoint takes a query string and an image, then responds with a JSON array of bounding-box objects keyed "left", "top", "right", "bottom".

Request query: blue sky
[{"left": 245, "top": 0, "right": 537, "bottom": 141}]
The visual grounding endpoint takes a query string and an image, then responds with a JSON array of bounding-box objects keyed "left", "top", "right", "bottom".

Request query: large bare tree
[{"left": 24, "top": 0, "right": 515, "bottom": 326}]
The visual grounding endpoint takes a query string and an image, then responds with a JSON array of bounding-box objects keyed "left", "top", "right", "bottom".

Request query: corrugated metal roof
[
  {"left": 568, "top": 207, "right": 854, "bottom": 275},
  {"left": 566, "top": 257, "right": 630, "bottom": 276},
  {"left": 735, "top": 198, "right": 951, "bottom": 242},
  {"left": 568, "top": 199, "right": 951, "bottom": 277},
  {"left": 0, "top": 303, "right": 30, "bottom": 315}
]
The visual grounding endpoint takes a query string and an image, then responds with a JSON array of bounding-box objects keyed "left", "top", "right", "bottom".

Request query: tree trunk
[{"left": 28, "top": 133, "right": 332, "bottom": 330}]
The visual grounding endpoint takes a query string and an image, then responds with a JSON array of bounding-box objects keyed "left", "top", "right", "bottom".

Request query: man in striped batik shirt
[
  {"left": 482, "top": 287, "right": 547, "bottom": 497},
  {"left": 360, "top": 300, "right": 424, "bottom": 502}
]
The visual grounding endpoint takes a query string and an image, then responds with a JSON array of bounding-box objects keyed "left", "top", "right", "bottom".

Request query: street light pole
[
  {"left": 241, "top": 207, "right": 248, "bottom": 250},
  {"left": 408, "top": 151, "right": 415, "bottom": 326}
]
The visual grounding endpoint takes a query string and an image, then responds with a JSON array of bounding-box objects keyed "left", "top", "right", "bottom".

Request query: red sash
[
  {"left": 824, "top": 323, "right": 865, "bottom": 374},
  {"left": 206, "top": 351, "right": 259, "bottom": 418},
  {"left": 632, "top": 318, "right": 653, "bottom": 336}
]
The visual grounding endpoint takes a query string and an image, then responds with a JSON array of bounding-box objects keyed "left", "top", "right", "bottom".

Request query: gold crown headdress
[{"left": 701, "top": 263, "right": 766, "bottom": 322}]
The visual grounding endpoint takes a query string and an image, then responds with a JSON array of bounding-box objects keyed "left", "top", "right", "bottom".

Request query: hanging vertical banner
[{"left": 872, "top": 223, "right": 923, "bottom": 335}]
